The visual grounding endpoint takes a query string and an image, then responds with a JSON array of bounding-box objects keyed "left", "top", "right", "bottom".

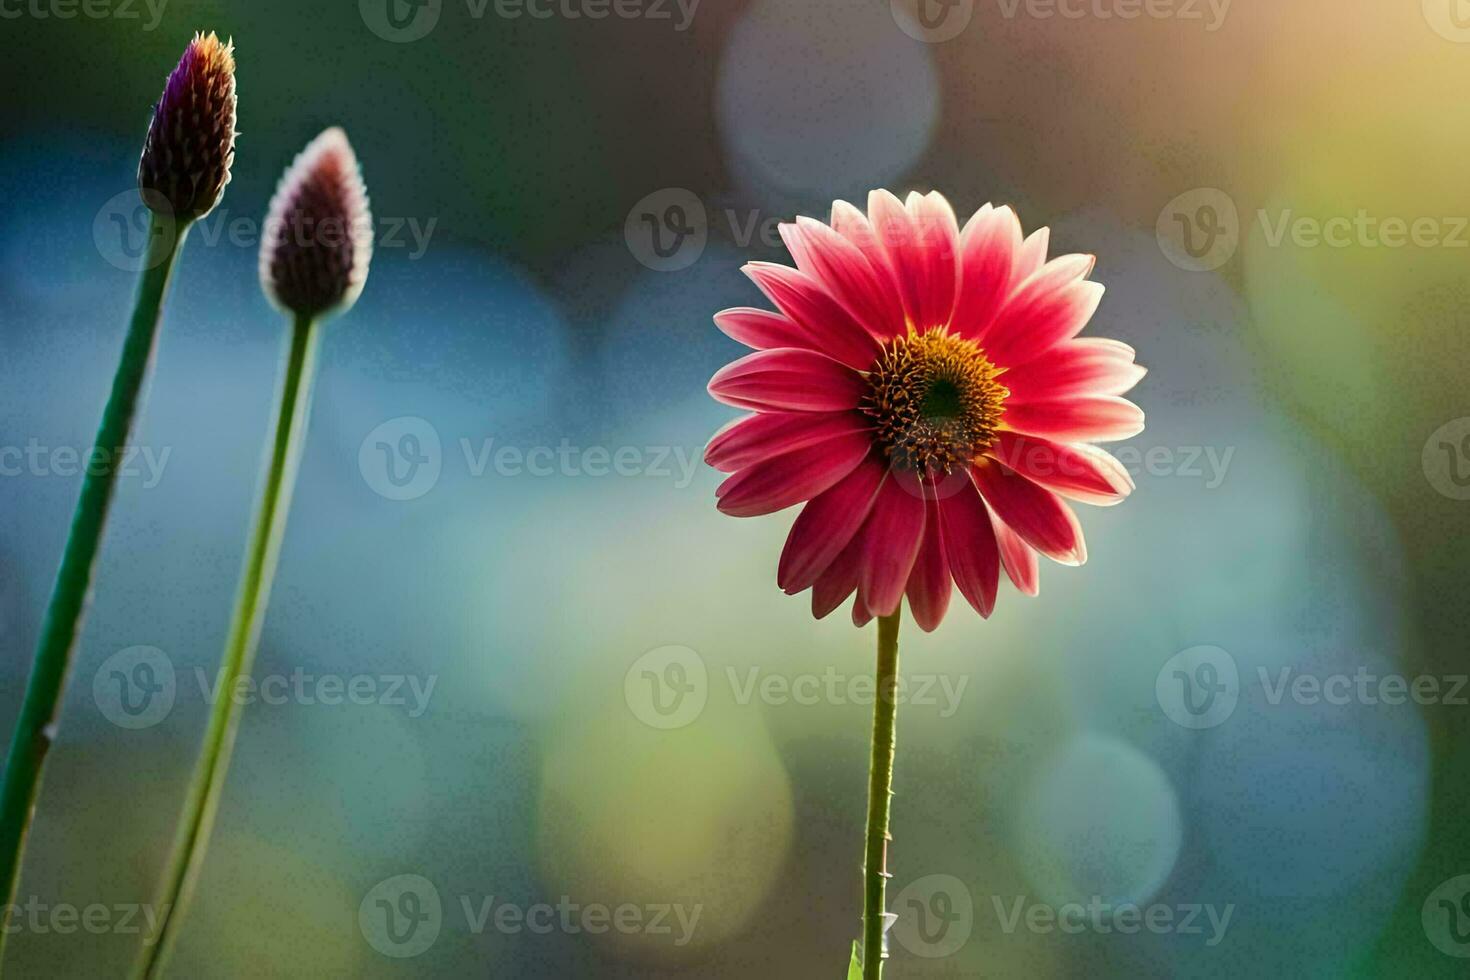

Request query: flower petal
[
  {"left": 982, "top": 256, "right": 1101, "bottom": 368},
  {"left": 936, "top": 480, "right": 1000, "bottom": 618},
  {"left": 904, "top": 494, "right": 952, "bottom": 632},
  {"left": 971, "top": 460, "right": 1086, "bottom": 565},
  {"left": 1002, "top": 396, "right": 1146, "bottom": 442},
  {"left": 778, "top": 455, "right": 887, "bottom": 592},
  {"left": 1001, "top": 338, "right": 1146, "bottom": 402},
  {"left": 1014, "top": 226, "right": 1051, "bottom": 282},
  {"left": 812, "top": 534, "right": 863, "bottom": 619},
  {"left": 855, "top": 475, "right": 927, "bottom": 618},
  {"left": 715, "top": 430, "right": 872, "bottom": 517},
  {"left": 986, "top": 432, "right": 1134, "bottom": 506},
  {"left": 951, "top": 204, "right": 1021, "bottom": 341},
  {"left": 993, "top": 514, "right": 1039, "bottom": 596},
  {"left": 741, "top": 263, "right": 881, "bottom": 369},
  {"left": 705, "top": 410, "right": 870, "bottom": 473},
  {"left": 830, "top": 199, "right": 899, "bottom": 301},
  {"left": 708, "top": 348, "right": 867, "bottom": 412},
  {"left": 780, "top": 217, "right": 906, "bottom": 339}
]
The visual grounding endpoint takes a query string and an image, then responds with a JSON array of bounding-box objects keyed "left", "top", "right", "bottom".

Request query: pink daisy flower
[{"left": 705, "top": 190, "right": 1145, "bottom": 632}]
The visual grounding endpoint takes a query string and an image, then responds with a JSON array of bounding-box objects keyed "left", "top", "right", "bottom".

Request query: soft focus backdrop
[{"left": 2, "top": 0, "right": 1469, "bottom": 976}]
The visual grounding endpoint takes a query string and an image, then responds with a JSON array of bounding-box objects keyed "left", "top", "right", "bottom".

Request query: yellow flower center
[{"left": 862, "top": 327, "right": 1008, "bottom": 475}]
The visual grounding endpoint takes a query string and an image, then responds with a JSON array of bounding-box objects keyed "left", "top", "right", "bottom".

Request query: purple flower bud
[
  {"left": 137, "top": 31, "right": 238, "bottom": 222},
  {"left": 259, "top": 128, "right": 373, "bottom": 319}
]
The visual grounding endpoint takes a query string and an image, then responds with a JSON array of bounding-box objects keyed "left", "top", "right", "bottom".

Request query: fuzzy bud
[
  {"left": 259, "top": 128, "right": 373, "bottom": 319},
  {"left": 137, "top": 31, "right": 237, "bottom": 222}
]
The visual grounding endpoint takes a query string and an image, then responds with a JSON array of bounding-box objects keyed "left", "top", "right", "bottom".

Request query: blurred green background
[{"left": 3, "top": 0, "right": 1470, "bottom": 975}]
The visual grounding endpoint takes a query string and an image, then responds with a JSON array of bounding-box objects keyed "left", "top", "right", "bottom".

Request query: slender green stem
[
  {"left": 863, "top": 609, "right": 901, "bottom": 980},
  {"left": 0, "top": 214, "right": 186, "bottom": 964},
  {"left": 133, "top": 314, "right": 321, "bottom": 979}
]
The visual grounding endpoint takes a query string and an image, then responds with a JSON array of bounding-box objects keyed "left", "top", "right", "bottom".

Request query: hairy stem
[
  {"left": 863, "top": 609, "right": 901, "bottom": 979},
  {"left": 134, "top": 313, "right": 320, "bottom": 978},
  {"left": 0, "top": 214, "right": 186, "bottom": 965}
]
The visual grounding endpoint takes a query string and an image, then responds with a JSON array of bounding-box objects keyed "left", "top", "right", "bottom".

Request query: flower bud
[
  {"left": 259, "top": 128, "right": 373, "bottom": 319},
  {"left": 137, "top": 31, "right": 237, "bottom": 222}
]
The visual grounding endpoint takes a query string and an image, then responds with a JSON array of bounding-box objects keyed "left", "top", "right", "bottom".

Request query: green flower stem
[
  {"left": 134, "top": 313, "right": 321, "bottom": 979},
  {"left": 863, "top": 609, "right": 901, "bottom": 980},
  {"left": 0, "top": 214, "right": 187, "bottom": 963}
]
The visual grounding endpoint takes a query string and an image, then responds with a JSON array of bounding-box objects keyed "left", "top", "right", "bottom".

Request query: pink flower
[{"left": 706, "top": 191, "right": 1145, "bottom": 631}]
